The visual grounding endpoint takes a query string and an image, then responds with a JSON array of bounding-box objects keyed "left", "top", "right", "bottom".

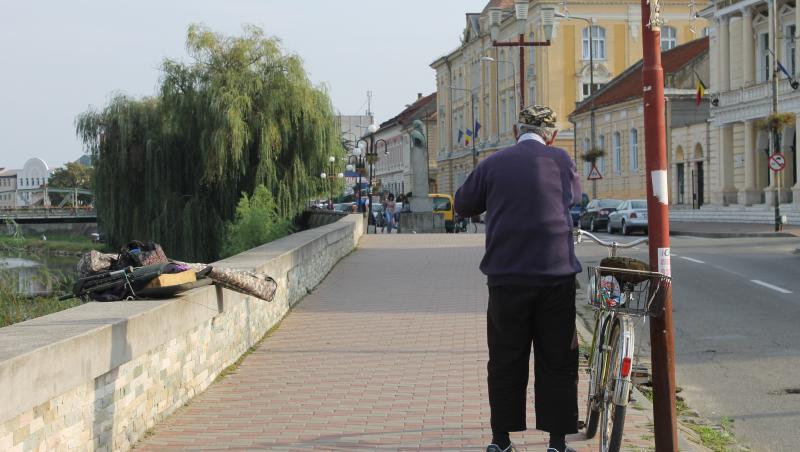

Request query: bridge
[
  {"left": 0, "top": 216, "right": 658, "bottom": 451},
  {"left": 0, "top": 207, "right": 97, "bottom": 224}
]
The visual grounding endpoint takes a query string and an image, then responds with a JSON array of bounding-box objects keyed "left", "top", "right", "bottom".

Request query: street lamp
[
  {"left": 356, "top": 125, "right": 388, "bottom": 233},
  {"left": 556, "top": 12, "right": 599, "bottom": 196},
  {"left": 347, "top": 143, "right": 367, "bottom": 212},
  {"left": 320, "top": 156, "right": 344, "bottom": 208}
]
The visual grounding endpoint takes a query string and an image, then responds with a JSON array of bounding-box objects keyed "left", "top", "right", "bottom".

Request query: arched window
[
  {"left": 499, "top": 50, "right": 506, "bottom": 80},
  {"left": 661, "top": 26, "right": 677, "bottom": 50},
  {"left": 582, "top": 26, "right": 606, "bottom": 60},
  {"left": 613, "top": 132, "right": 621, "bottom": 174},
  {"left": 630, "top": 129, "right": 639, "bottom": 171}
]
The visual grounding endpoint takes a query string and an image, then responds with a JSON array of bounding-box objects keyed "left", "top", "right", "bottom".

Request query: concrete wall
[{"left": 0, "top": 214, "right": 364, "bottom": 451}]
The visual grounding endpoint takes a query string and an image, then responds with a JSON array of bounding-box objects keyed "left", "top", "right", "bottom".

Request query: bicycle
[{"left": 575, "top": 229, "right": 671, "bottom": 452}]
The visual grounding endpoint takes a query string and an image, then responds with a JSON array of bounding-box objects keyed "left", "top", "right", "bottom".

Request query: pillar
[
  {"left": 719, "top": 17, "right": 731, "bottom": 92},
  {"left": 794, "top": 125, "right": 800, "bottom": 203},
  {"left": 716, "top": 124, "right": 737, "bottom": 205},
  {"left": 742, "top": 8, "right": 755, "bottom": 86},
  {"left": 739, "top": 120, "right": 761, "bottom": 205}
]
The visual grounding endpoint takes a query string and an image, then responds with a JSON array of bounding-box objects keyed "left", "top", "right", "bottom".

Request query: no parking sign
[{"left": 769, "top": 153, "right": 786, "bottom": 172}]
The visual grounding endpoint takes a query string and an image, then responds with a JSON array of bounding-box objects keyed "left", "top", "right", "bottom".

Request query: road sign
[
  {"left": 769, "top": 153, "right": 786, "bottom": 172},
  {"left": 587, "top": 164, "right": 603, "bottom": 181}
]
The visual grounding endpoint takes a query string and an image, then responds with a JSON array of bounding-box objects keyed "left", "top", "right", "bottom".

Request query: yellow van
[{"left": 429, "top": 194, "right": 455, "bottom": 232}]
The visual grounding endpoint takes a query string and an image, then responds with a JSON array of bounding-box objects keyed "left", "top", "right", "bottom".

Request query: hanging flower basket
[
  {"left": 756, "top": 112, "right": 796, "bottom": 132},
  {"left": 581, "top": 148, "right": 606, "bottom": 164}
]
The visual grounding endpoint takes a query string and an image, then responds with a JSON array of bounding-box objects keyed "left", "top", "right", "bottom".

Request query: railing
[
  {"left": 0, "top": 207, "right": 96, "bottom": 219},
  {"left": 717, "top": 80, "right": 795, "bottom": 107}
]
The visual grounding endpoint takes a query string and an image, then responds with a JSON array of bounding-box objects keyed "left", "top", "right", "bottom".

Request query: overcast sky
[{"left": 0, "top": 0, "right": 487, "bottom": 170}]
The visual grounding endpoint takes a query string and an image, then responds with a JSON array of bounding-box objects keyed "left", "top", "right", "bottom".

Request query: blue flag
[
  {"left": 457, "top": 129, "right": 464, "bottom": 143},
  {"left": 474, "top": 121, "right": 482, "bottom": 136},
  {"left": 778, "top": 61, "right": 793, "bottom": 79},
  {"left": 465, "top": 129, "right": 473, "bottom": 145}
]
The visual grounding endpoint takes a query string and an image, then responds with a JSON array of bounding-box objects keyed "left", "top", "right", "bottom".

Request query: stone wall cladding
[{"left": 0, "top": 215, "right": 363, "bottom": 451}]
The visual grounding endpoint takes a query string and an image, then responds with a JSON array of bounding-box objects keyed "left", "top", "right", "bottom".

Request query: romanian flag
[
  {"left": 695, "top": 72, "right": 707, "bottom": 106},
  {"left": 465, "top": 129, "right": 473, "bottom": 145}
]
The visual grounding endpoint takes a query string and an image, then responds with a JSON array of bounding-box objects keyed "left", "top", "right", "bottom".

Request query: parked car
[
  {"left": 607, "top": 199, "right": 648, "bottom": 235},
  {"left": 569, "top": 204, "right": 585, "bottom": 227},
  {"left": 579, "top": 199, "right": 621, "bottom": 232}
]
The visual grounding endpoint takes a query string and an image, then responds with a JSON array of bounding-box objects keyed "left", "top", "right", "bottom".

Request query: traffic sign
[
  {"left": 587, "top": 164, "right": 603, "bottom": 180},
  {"left": 769, "top": 153, "right": 786, "bottom": 172}
]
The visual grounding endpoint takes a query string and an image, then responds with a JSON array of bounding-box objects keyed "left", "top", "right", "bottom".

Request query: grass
[
  {"left": 686, "top": 417, "right": 736, "bottom": 452},
  {"left": 0, "top": 269, "right": 80, "bottom": 328},
  {"left": 0, "top": 233, "right": 105, "bottom": 254}
]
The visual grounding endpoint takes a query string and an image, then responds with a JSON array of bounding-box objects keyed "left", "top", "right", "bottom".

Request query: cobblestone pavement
[{"left": 137, "top": 234, "right": 655, "bottom": 451}]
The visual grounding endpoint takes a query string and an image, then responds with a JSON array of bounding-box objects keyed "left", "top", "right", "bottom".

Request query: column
[
  {"left": 719, "top": 17, "right": 731, "bottom": 92},
  {"left": 739, "top": 120, "right": 760, "bottom": 205},
  {"left": 742, "top": 9, "right": 755, "bottom": 86},
  {"left": 717, "top": 124, "right": 737, "bottom": 205},
  {"left": 794, "top": 125, "right": 800, "bottom": 203}
]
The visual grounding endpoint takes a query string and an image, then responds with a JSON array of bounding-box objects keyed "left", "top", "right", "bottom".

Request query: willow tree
[{"left": 76, "top": 25, "right": 341, "bottom": 261}]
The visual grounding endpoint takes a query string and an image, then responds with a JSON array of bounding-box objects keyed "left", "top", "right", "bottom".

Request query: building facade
[
  {"left": 372, "top": 93, "right": 438, "bottom": 197},
  {"left": 0, "top": 158, "right": 53, "bottom": 208},
  {"left": 570, "top": 38, "right": 710, "bottom": 205},
  {"left": 430, "top": 0, "right": 708, "bottom": 196},
  {"left": 703, "top": 0, "right": 800, "bottom": 206}
]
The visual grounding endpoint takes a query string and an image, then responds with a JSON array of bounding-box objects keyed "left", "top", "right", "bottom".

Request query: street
[{"left": 575, "top": 232, "right": 800, "bottom": 452}]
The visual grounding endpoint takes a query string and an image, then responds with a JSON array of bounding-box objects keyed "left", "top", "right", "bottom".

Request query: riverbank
[{"left": 0, "top": 233, "right": 105, "bottom": 256}]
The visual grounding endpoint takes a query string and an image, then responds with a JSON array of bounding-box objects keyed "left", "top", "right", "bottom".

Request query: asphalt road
[{"left": 574, "top": 232, "right": 800, "bottom": 452}]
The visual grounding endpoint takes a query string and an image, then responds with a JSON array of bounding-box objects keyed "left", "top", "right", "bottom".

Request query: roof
[
  {"left": 482, "top": 0, "right": 514, "bottom": 14},
  {"left": 379, "top": 93, "right": 437, "bottom": 129},
  {"left": 0, "top": 169, "right": 19, "bottom": 177},
  {"left": 571, "top": 37, "right": 709, "bottom": 117}
]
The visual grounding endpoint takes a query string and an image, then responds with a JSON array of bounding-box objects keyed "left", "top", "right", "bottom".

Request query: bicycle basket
[{"left": 587, "top": 266, "right": 671, "bottom": 317}]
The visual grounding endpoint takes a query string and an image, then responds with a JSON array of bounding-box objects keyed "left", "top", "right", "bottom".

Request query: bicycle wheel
[
  {"left": 584, "top": 315, "right": 607, "bottom": 439},
  {"left": 599, "top": 322, "right": 627, "bottom": 452}
]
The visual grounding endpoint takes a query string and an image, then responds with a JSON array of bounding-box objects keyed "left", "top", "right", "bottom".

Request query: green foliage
[
  {"left": 75, "top": 25, "right": 338, "bottom": 261},
  {"left": 47, "top": 162, "right": 94, "bottom": 205},
  {"left": 0, "top": 270, "right": 79, "bottom": 328},
  {"left": 222, "top": 185, "right": 292, "bottom": 257}
]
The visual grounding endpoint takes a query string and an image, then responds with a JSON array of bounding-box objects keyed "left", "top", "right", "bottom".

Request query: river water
[{"left": 0, "top": 253, "right": 78, "bottom": 296}]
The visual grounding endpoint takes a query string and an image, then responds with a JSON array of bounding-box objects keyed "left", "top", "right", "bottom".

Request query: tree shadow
[{"left": 93, "top": 320, "right": 132, "bottom": 449}]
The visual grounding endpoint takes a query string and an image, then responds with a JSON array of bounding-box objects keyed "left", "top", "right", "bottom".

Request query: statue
[{"left": 407, "top": 120, "right": 433, "bottom": 212}]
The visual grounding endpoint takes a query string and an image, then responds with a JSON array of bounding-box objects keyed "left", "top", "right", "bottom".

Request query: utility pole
[
  {"left": 770, "top": 0, "right": 783, "bottom": 232},
  {"left": 640, "top": 0, "right": 678, "bottom": 450}
]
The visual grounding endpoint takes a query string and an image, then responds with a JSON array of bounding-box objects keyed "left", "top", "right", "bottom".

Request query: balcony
[{"left": 713, "top": 79, "right": 800, "bottom": 124}]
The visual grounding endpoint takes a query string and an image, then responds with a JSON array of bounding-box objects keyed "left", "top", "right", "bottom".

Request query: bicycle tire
[
  {"left": 600, "top": 322, "right": 627, "bottom": 452},
  {"left": 584, "top": 315, "right": 607, "bottom": 439}
]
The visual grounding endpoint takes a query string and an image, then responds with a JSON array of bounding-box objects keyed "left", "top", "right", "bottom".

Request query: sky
[{"left": 0, "top": 0, "right": 488, "bottom": 170}]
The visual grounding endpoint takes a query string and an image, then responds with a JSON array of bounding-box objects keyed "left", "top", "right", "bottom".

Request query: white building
[{"left": 0, "top": 158, "right": 53, "bottom": 208}]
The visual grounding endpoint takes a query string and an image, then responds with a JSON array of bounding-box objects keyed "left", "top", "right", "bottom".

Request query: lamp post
[
  {"left": 320, "top": 155, "right": 344, "bottom": 209},
  {"left": 557, "top": 12, "right": 598, "bottom": 196},
  {"left": 356, "top": 124, "right": 388, "bottom": 233},
  {"left": 488, "top": 2, "right": 555, "bottom": 108},
  {"left": 347, "top": 143, "right": 367, "bottom": 211}
]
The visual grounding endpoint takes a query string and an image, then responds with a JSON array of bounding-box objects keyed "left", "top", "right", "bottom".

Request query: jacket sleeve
[{"left": 455, "top": 163, "right": 487, "bottom": 217}]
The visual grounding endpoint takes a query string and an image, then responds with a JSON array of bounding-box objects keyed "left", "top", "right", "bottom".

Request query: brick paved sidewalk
[{"left": 137, "top": 234, "right": 655, "bottom": 451}]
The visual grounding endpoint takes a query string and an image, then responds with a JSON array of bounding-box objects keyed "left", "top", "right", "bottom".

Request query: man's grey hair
[{"left": 516, "top": 123, "right": 555, "bottom": 138}]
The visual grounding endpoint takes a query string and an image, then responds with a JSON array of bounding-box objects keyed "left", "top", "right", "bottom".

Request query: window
[
  {"left": 786, "top": 25, "right": 797, "bottom": 76},
  {"left": 529, "top": 85, "right": 536, "bottom": 105},
  {"left": 582, "top": 26, "right": 606, "bottom": 60},
  {"left": 702, "top": 27, "right": 710, "bottom": 37},
  {"left": 759, "top": 33, "right": 770, "bottom": 83},
  {"left": 661, "top": 26, "right": 677, "bottom": 50},
  {"left": 499, "top": 50, "right": 506, "bottom": 81},
  {"left": 583, "top": 138, "right": 591, "bottom": 176},
  {"left": 501, "top": 98, "right": 507, "bottom": 133},
  {"left": 582, "top": 83, "right": 604, "bottom": 99},
  {"left": 471, "top": 59, "right": 480, "bottom": 91},
  {"left": 630, "top": 128, "right": 639, "bottom": 171},
  {"left": 613, "top": 132, "right": 621, "bottom": 174},
  {"left": 598, "top": 134, "right": 606, "bottom": 174}
]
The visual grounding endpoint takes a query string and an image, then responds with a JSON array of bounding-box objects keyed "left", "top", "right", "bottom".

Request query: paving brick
[{"left": 137, "top": 234, "right": 655, "bottom": 450}]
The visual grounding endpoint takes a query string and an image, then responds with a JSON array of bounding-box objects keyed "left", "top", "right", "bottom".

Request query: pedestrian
[
  {"left": 455, "top": 105, "right": 582, "bottom": 452},
  {"left": 383, "top": 193, "right": 396, "bottom": 233}
]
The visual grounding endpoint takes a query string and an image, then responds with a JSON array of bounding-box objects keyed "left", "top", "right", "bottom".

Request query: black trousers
[{"left": 487, "top": 280, "right": 579, "bottom": 434}]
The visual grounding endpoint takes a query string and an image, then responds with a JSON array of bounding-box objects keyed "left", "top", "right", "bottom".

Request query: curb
[
  {"left": 574, "top": 301, "right": 713, "bottom": 452},
  {"left": 670, "top": 230, "right": 797, "bottom": 238}
]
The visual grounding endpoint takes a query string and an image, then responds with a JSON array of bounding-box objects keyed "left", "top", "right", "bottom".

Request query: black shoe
[
  {"left": 486, "top": 444, "right": 517, "bottom": 452},
  {"left": 546, "top": 447, "right": 576, "bottom": 452}
]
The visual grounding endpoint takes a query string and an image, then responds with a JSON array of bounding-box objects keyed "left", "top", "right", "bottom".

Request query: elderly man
[{"left": 455, "top": 105, "right": 582, "bottom": 452}]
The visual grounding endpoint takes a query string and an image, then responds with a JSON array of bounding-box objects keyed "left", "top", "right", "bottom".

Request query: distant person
[
  {"left": 455, "top": 105, "right": 582, "bottom": 452},
  {"left": 383, "top": 193, "right": 396, "bottom": 234}
]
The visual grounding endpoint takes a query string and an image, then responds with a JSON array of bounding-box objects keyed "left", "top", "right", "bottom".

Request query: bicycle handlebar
[{"left": 575, "top": 229, "right": 649, "bottom": 249}]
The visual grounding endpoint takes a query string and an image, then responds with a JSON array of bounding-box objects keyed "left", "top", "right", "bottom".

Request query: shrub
[{"left": 221, "top": 185, "right": 293, "bottom": 258}]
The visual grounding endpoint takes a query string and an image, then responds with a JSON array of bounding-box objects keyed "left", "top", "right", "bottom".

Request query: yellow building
[{"left": 430, "top": 0, "right": 708, "bottom": 196}]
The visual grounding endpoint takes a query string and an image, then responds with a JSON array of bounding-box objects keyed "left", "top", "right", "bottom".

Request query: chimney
[{"left": 417, "top": 93, "right": 422, "bottom": 100}]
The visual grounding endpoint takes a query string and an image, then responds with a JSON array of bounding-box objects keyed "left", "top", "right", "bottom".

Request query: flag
[
  {"left": 474, "top": 121, "right": 482, "bottom": 137},
  {"left": 695, "top": 72, "right": 707, "bottom": 106},
  {"left": 465, "top": 129, "right": 473, "bottom": 145},
  {"left": 778, "top": 61, "right": 793, "bottom": 79},
  {"left": 457, "top": 129, "right": 464, "bottom": 144}
]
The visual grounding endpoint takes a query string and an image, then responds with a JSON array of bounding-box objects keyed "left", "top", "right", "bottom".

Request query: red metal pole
[
  {"left": 518, "top": 34, "right": 525, "bottom": 107},
  {"left": 640, "top": 2, "right": 678, "bottom": 451}
]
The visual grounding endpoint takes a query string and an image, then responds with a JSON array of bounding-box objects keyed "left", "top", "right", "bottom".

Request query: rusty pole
[
  {"left": 640, "top": 1, "right": 678, "bottom": 450},
  {"left": 518, "top": 33, "right": 526, "bottom": 107}
]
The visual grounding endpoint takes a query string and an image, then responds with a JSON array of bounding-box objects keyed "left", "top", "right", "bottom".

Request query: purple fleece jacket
[{"left": 455, "top": 139, "right": 583, "bottom": 286}]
